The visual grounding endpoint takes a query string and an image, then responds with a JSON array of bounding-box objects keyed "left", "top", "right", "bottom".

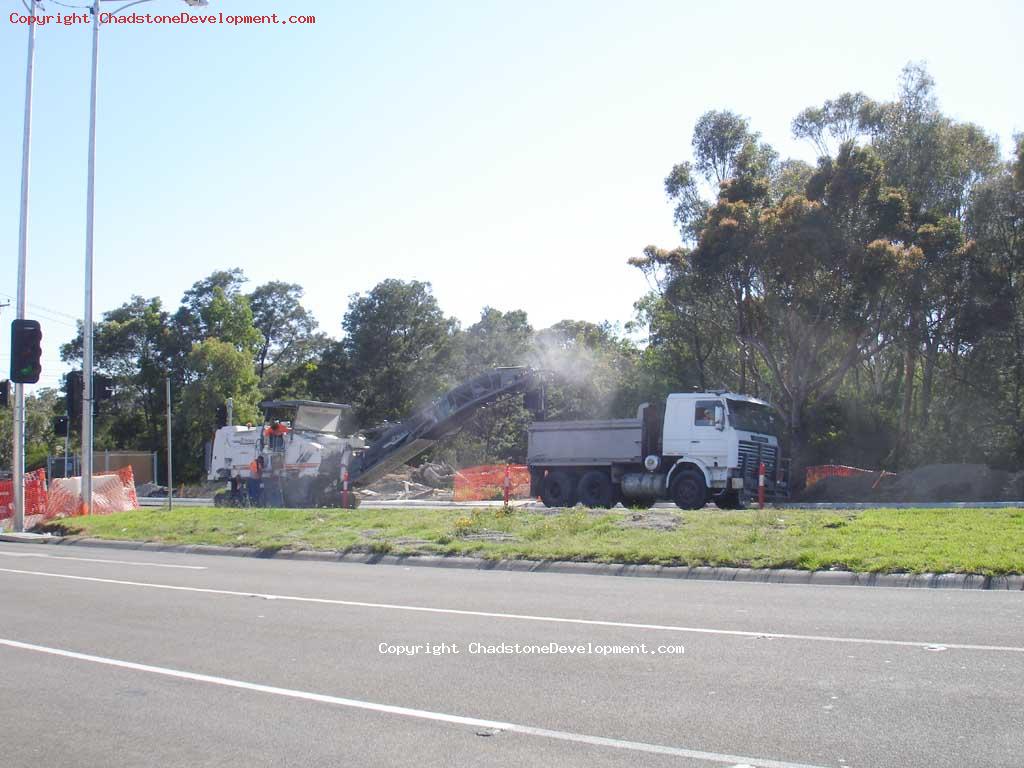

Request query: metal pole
[
  {"left": 166, "top": 376, "right": 173, "bottom": 510},
  {"left": 758, "top": 462, "right": 766, "bottom": 510},
  {"left": 13, "top": 0, "right": 38, "bottom": 533},
  {"left": 82, "top": 1, "right": 100, "bottom": 516}
]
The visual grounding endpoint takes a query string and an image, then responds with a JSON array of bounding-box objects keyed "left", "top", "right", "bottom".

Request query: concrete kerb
[{"left": 3, "top": 534, "right": 1023, "bottom": 590}]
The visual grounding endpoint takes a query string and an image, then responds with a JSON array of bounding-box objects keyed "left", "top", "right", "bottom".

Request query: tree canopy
[{"left": 28, "top": 64, "right": 1023, "bottom": 482}]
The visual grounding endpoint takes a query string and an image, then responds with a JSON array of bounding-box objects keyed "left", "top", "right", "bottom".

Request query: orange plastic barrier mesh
[
  {"left": 804, "top": 464, "right": 895, "bottom": 488},
  {"left": 46, "top": 466, "right": 140, "bottom": 519},
  {"left": 0, "top": 469, "right": 49, "bottom": 524},
  {"left": 453, "top": 464, "right": 532, "bottom": 502}
]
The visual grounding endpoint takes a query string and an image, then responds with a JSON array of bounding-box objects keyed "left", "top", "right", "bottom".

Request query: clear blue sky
[{"left": 2, "top": 0, "right": 1022, "bottom": 390}]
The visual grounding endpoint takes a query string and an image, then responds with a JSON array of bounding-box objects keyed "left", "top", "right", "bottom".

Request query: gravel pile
[{"left": 796, "top": 463, "right": 1019, "bottom": 503}]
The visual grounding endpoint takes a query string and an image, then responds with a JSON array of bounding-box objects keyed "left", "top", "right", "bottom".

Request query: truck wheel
[
  {"left": 541, "top": 470, "right": 576, "bottom": 508},
  {"left": 670, "top": 469, "right": 707, "bottom": 510},
  {"left": 577, "top": 470, "right": 614, "bottom": 508}
]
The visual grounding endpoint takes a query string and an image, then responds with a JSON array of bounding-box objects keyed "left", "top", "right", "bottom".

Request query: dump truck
[
  {"left": 208, "top": 367, "right": 544, "bottom": 507},
  {"left": 527, "top": 391, "right": 789, "bottom": 509}
]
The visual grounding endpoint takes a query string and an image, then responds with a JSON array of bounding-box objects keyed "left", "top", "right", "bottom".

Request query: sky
[{"left": 1, "top": 0, "right": 1022, "bottom": 391}]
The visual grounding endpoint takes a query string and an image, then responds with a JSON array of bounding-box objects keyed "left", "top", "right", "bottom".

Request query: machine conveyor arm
[{"left": 348, "top": 367, "right": 542, "bottom": 487}]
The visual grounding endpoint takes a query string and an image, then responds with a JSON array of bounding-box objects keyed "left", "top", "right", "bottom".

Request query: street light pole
[
  {"left": 79, "top": 0, "right": 208, "bottom": 517},
  {"left": 82, "top": 0, "right": 101, "bottom": 516},
  {"left": 13, "top": 0, "right": 38, "bottom": 533}
]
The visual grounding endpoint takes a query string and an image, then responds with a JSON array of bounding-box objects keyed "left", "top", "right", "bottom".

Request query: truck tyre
[
  {"left": 670, "top": 469, "right": 707, "bottom": 510},
  {"left": 577, "top": 470, "right": 614, "bottom": 508},
  {"left": 541, "top": 470, "right": 576, "bottom": 508}
]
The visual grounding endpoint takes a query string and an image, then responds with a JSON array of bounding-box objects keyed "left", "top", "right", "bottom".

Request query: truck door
[
  {"left": 663, "top": 397, "right": 727, "bottom": 468},
  {"left": 688, "top": 399, "right": 728, "bottom": 468}
]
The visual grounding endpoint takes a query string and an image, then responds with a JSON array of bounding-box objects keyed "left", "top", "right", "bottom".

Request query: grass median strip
[{"left": 40, "top": 505, "right": 1024, "bottom": 575}]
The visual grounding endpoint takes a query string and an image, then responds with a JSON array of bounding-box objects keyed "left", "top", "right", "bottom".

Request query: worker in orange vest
[
  {"left": 263, "top": 420, "right": 290, "bottom": 437},
  {"left": 247, "top": 455, "right": 264, "bottom": 506},
  {"left": 264, "top": 420, "right": 290, "bottom": 450}
]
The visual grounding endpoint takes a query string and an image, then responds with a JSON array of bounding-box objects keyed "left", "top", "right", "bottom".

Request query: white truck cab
[{"left": 661, "top": 392, "right": 783, "bottom": 501}]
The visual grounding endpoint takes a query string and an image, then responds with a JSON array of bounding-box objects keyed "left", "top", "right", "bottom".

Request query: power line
[{"left": 0, "top": 292, "right": 81, "bottom": 323}]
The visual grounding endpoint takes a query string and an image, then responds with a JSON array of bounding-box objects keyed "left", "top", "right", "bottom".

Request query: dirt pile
[
  {"left": 359, "top": 463, "right": 455, "bottom": 501},
  {"left": 410, "top": 461, "right": 456, "bottom": 488},
  {"left": 796, "top": 463, "right": 1018, "bottom": 503}
]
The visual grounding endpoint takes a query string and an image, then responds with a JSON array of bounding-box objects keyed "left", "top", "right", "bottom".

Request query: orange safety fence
[
  {"left": 804, "top": 464, "right": 896, "bottom": 488},
  {"left": 47, "top": 465, "right": 140, "bottom": 519},
  {"left": 0, "top": 466, "right": 140, "bottom": 530},
  {"left": 0, "top": 469, "right": 48, "bottom": 522},
  {"left": 453, "top": 464, "right": 532, "bottom": 502}
]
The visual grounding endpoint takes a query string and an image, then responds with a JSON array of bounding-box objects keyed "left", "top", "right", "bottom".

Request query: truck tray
[{"left": 527, "top": 419, "right": 643, "bottom": 466}]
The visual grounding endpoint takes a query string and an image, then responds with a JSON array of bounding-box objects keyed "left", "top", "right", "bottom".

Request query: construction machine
[{"left": 208, "top": 367, "right": 543, "bottom": 507}]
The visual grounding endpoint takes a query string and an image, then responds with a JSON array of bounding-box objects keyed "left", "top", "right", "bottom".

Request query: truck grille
[{"left": 738, "top": 440, "right": 777, "bottom": 479}]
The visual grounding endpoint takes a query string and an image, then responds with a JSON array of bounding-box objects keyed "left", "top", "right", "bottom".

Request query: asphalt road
[{"left": 0, "top": 542, "right": 1021, "bottom": 767}]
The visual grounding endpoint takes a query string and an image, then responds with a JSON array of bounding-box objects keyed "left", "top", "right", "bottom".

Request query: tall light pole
[
  {"left": 13, "top": 0, "right": 39, "bottom": 534},
  {"left": 82, "top": 1, "right": 100, "bottom": 517},
  {"left": 80, "top": 0, "right": 209, "bottom": 516}
]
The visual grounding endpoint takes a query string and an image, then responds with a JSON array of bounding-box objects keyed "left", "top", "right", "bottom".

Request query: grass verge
[{"left": 39, "top": 505, "right": 1024, "bottom": 575}]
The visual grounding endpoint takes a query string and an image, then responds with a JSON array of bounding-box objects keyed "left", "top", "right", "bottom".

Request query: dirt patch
[
  {"left": 796, "top": 463, "right": 1015, "bottom": 503},
  {"left": 617, "top": 510, "right": 682, "bottom": 532},
  {"left": 460, "top": 530, "right": 519, "bottom": 542},
  {"left": 390, "top": 536, "right": 433, "bottom": 546}
]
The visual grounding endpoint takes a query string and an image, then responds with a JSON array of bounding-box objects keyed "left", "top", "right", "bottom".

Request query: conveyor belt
[{"left": 349, "top": 367, "right": 541, "bottom": 487}]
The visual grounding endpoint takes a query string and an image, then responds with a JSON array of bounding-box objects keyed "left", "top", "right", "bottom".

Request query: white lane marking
[
  {"left": 0, "top": 551, "right": 205, "bottom": 570},
  {"left": 0, "top": 567, "right": 1021, "bottom": 654},
  {"left": 0, "top": 637, "right": 828, "bottom": 768}
]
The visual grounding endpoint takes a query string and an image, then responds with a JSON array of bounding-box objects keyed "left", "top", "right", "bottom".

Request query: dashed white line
[
  {"left": 0, "top": 551, "right": 206, "bottom": 570},
  {"left": 0, "top": 637, "right": 830, "bottom": 768},
  {"left": 1, "top": 566, "right": 1021, "bottom": 653}
]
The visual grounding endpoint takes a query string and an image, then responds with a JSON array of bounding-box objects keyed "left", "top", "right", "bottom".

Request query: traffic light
[
  {"left": 53, "top": 415, "right": 69, "bottom": 437},
  {"left": 65, "top": 370, "right": 83, "bottom": 422},
  {"left": 0, "top": 380, "right": 9, "bottom": 408},
  {"left": 215, "top": 404, "right": 228, "bottom": 427},
  {"left": 93, "top": 374, "right": 115, "bottom": 415},
  {"left": 95, "top": 375, "right": 115, "bottom": 401},
  {"left": 10, "top": 319, "right": 42, "bottom": 384}
]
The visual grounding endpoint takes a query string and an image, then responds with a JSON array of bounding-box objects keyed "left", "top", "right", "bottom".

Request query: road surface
[{"left": 0, "top": 541, "right": 1021, "bottom": 767}]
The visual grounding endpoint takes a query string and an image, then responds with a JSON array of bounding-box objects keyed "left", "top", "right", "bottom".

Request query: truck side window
[{"left": 694, "top": 400, "right": 719, "bottom": 427}]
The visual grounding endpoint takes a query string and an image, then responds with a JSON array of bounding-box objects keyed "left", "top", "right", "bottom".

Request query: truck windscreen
[{"left": 726, "top": 399, "right": 781, "bottom": 436}]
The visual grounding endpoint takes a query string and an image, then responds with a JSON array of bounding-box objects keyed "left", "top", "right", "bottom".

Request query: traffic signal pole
[{"left": 13, "top": 0, "right": 38, "bottom": 533}]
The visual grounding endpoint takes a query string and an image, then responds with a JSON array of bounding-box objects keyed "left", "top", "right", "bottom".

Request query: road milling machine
[{"left": 208, "top": 367, "right": 544, "bottom": 507}]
